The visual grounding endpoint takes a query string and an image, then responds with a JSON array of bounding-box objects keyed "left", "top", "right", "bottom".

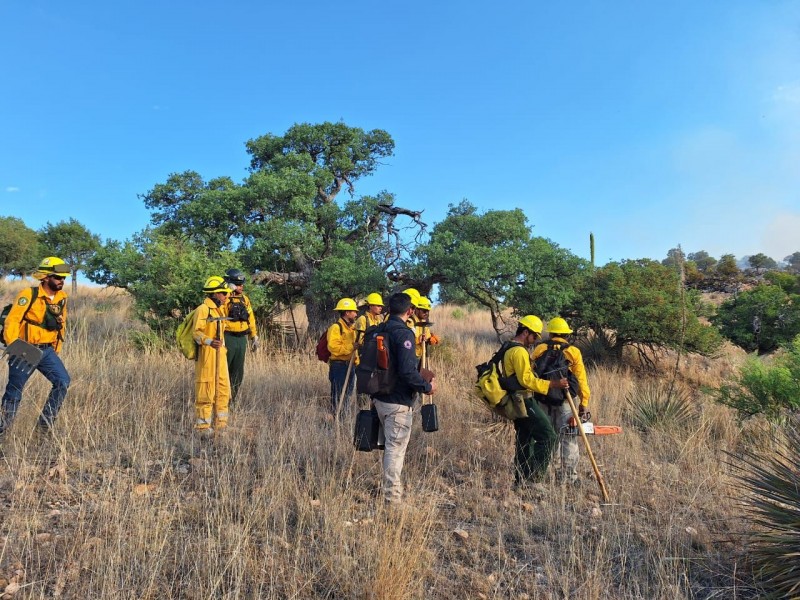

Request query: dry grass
[{"left": 0, "top": 287, "right": 768, "bottom": 598}]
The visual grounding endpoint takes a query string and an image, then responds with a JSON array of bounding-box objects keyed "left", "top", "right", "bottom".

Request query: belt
[
  {"left": 34, "top": 343, "right": 53, "bottom": 349},
  {"left": 330, "top": 359, "right": 348, "bottom": 363},
  {"left": 225, "top": 330, "right": 250, "bottom": 337}
]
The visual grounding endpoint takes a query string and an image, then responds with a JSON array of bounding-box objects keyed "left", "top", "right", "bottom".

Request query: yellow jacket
[
  {"left": 503, "top": 344, "right": 550, "bottom": 396},
  {"left": 192, "top": 298, "right": 228, "bottom": 384},
  {"left": 531, "top": 337, "right": 591, "bottom": 407},
  {"left": 327, "top": 318, "right": 358, "bottom": 363},
  {"left": 3, "top": 284, "right": 68, "bottom": 352},
  {"left": 411, "top": 314, "right": 440, "bottom": 359},
  {"left": 223, "top": 293, "right": 258, "bottom": 338},
  {"left": 354, "top": 312, "right": 384, "bottom": 337}
]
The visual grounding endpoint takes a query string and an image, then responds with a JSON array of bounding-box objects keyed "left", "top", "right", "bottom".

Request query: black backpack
[
  {"left": 227, "top": 297, "right": 249, "bottom": 322},
  {"left": 533, "top": 340, "right": 580, "bottom": 406},
  {"left": 0, "top": 287, "right": 38, "bottom": 343},
  {"left": 356, "top": 323, "right": 396, "bottom": 396}
]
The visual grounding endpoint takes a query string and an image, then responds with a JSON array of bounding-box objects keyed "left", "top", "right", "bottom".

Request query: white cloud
[{"left": 5, "top": 186, "right": 20, "bottom": 192}]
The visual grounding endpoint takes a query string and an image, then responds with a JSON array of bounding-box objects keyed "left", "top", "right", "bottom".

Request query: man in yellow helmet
[
  {"left": 192, "top": 276, "right": 232, "bottom": 438},
  {"left": 502, "top": 315, "right": 569, "bottom": 486},
  {"left": 354, "top": 292, "right": 385, "bottom": 340},
  {"left": 532, "top": 317, "right": 591, "bottom": 485},
  {"left": 222, "top": 269, "right": 258, "bottom": 404},
  {"left": 411, "top": 296, "right": 440, "bottom": 362},
  {"left": 1, "top": 257, "right": 71, "bottom": 437},
  {"left": 327, "top": 297, "right": 359, "bottom": 413}
]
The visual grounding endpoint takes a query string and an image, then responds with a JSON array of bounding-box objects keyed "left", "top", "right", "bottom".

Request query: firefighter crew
[
  {"left": 532, "top": 317, "right": 591, "bottom": 485},
  {"left": 326, "top": 297, "right": 359, "bottom": 414},
  {"left": 505, "top": 316, "right": 568, "bottom": 485},
  {"left": 412, "top": 296, "right": 440, "bottom": 361},
  {"left": 222, "top": 269, "right": 258, "bottom": 404},
  {"left": 354, "top": 292, "right": 385, "bottom": 341},
  {"left": 192, "top": 276, "right": 232, "bottom": 438},
  {"left": 1, "top": 257, "right": 72, "bottom": 437}
]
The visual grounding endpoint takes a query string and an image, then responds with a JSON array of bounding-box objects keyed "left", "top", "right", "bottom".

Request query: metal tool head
[
  {"left": 1, "top": 340, "right": 44, "bottom": 376},
  {"left": 416, "top": 321, "right": 435, "bottom": 327}
]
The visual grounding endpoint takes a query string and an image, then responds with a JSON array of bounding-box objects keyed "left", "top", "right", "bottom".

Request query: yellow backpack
[
  {"left": 175, "top": 308, "right": 199, "bottom": 360},
  {"left": 473, "top": 341, "right": 526, "bottom": 407}
]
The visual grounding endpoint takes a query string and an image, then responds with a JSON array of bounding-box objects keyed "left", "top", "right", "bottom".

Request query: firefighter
[
  {"left": 0, "top": 257, "right": 71, "bottom": 437},
  {"left": 326, "top": 298, "right": 359, "bottom": 413},
  {"left": 412, "top": 296, "right": 440, "bottom": 362},
  {"left": 222, "top": 269, "right": 258, "bottom": 404},
  {"left": 354, "top": 292, "right": 385, "bottom": 341},
  {"left": 192, "top": 276, "right": 232, "bottom": 438}
]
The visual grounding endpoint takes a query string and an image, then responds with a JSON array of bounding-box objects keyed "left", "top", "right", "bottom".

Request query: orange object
[
  {"left": 376, "top": 335, "right": 388, "bottom": 369},
  {"left": 592, "top": 425, "right": 622, "bottom": 436}
]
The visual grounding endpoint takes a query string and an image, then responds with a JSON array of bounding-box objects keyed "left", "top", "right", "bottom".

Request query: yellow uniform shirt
[
  {"left": 223, "top": 293, "right": 258, "bottom": 338},
  {"left": 326, "top": 318, "right": 358, "bottom": 363},
  {"left": 503, "top": 344, "right": 550, "bottom": 396},
  {"left": 3, "top": 284, "right": 68, "bottom": 352}
]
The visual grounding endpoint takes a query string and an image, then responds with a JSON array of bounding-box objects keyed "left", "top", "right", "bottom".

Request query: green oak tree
[
  {"left": 747, "top": 253, "right": 778, "bottom": 276},
  {"left": 0, "top": 216, "right": 41, "bottom": 277}
]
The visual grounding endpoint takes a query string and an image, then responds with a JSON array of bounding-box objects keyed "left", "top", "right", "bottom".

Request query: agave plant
[
  {"left": 734, "top": 422, "right": 800, "bottom": 598},
  {"left": 625, "top": 379, "right": 698, "bottom": 432}
]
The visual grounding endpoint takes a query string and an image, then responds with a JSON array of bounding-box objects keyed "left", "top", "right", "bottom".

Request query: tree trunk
[{"left": 71, "top": 269, "right": 78, "bottom": 295}]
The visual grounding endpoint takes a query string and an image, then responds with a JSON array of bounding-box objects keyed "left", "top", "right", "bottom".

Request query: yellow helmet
[
  {"left": 334, "top": 297, "right": 357, "bottom": 311},
  {"left": 402, "top": 288, "right": 420, "bottom": 302},
  {"left": 415, "top": 296, "right": 432, "bottom": 311},
  {"left": 519, "top": 315, "right": 543, "bottom": 335},
  {"left": 203, "top": 276, "right": 231, "bottom": 294},
  {"left": 34, "top": 256, "right": 70, "bottom": 280},
  {"left": 365, "top": 292, "right": 384, "bottom": 306},
  {"left": 547, "top": 317, "right": 573, "bottom": 335}
]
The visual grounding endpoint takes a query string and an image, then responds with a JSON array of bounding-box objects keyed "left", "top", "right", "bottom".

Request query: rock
[
  {"left": 309, "top": 499, "right": 321, "bottom": 507},
  {"left": 590, "top": 507, "right": 603, "bottom": 518},
  {"left": 3, "top": 581, "right": 20, "bottom": 595},
  {"left": 453, "top": 528, "right": 469, "bottom": 541}
]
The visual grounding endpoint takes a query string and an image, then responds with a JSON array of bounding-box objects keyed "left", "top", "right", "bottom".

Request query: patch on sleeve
[
  {"left": 18, "top": 297, "right": 28, "bottom": 306},
  {"left": 403, "top": 340, "right": 413, "bottom": 350}
]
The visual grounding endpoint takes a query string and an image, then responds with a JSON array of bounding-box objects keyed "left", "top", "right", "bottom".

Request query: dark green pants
[
  {"left": 513, "top": 396, "right": 557, "bottom": 483},
  {"left": 224, "top": 333, "right": 248, "bottom": 402}
]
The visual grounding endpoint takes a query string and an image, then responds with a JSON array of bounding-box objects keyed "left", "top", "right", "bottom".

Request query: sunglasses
[{"left": 48, "top": 275, "right": 66, "bottom": 281}]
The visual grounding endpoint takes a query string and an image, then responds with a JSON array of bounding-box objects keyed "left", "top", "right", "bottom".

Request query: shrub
[
  {"left": 733, "top": 421, "right": 800, "bottom": 598},
  {"left": 625, "top": 379, "right": 697, "bottom": 432}
]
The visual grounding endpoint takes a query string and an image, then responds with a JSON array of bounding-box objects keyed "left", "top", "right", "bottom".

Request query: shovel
[{"left": 1, "top": 339, "right": 44, "bottom": 376}]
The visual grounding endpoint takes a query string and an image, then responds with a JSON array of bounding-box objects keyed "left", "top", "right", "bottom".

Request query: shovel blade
[{"left": 2, "top": 340, "right": 44, "bottom": 375}]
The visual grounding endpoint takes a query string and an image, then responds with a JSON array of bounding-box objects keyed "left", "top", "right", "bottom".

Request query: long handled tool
[
  {"left": 207, "top": 316, "right": 230, "bottom": 432},
  {"left": 1, "top": 339, "right": 44, "bottom": 376},
  {"left": 335, "top": 349, "right": 357, "bottom": 422},
  {"left": 564, "top": 388, "right": 610, "bottom": 502}
]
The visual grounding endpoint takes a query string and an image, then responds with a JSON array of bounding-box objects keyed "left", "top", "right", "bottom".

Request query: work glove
[
  {"left": 250, "top": 337, "right": 260, "bottom": 352},
  {"left": 578, "top": 404, "right": 590, "bottom": 422}
]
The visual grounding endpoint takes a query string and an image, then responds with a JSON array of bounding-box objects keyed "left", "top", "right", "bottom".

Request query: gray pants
[
  {"left": 541, "top": 401, "right": 580, "bottom": 483},
  {"left": 374, "top": 400, "right": 413, "bottom": 504}
]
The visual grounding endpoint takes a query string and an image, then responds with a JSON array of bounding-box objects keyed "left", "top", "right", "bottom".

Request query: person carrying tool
[
  {"left": 532, "top": 317, "right": 591, "bottom": 485},
  {"left": 222, "top": 269, "right": 258, "bottom": 404},
  {"left": 412, "top": 296, "right": 440, "bottom": 362},
  {"left": 0, "top": 257, "right": 71, "bottom": 437},
  {"left": 192, "top": 276, "right": 232, "bottom": 438},
  {"left": 502, "top": 315, "right": 569, "bottom": 486},
  {"left": 326, "top": 297, "right": 359, "bottom": 414},
  {"left": 371, "top": 292, "right": 436, "bottom": 506},
  {"left": 354, "top": 293, "right": 385, "bottom": 340}
]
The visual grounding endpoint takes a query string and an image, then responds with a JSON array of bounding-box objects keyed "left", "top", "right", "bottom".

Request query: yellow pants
[{"left": 194, "top": 347, "right": 231, "bottom": 430}]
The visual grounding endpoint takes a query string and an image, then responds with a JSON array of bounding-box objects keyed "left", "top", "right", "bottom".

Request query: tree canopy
[
  {"left": 0, "top": 216, "right": 40, "bottom": 277},
  {"left": 38, "top": 218, "right": 101, "bottom": 294}
]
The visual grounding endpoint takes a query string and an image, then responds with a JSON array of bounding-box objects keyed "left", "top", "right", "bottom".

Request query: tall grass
[{"left": 0, "top": 287, "right": 769, "bottom": 598}]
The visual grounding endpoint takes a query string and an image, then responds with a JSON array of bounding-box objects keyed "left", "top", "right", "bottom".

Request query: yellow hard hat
[
  {"left": 402, "top": 288, "right": 420, "bottom": 302},
  {"left": 334, "top": 297, "right": 357, "bottom": 311},
  {"left": 547, "top": 317, "right": 573, "bottom": 335},
  {"left": 34, "top": 256, "right": 70, "bottom": 280},
  {"left": 203, "top": 276, "right": 231, "bottom": 294},
  {"left": 519, "top": 315, "right": 543, "bottom": 335},
  {"left": 415, "top": 296, "right": 432, "bottom": 311},
  {"left": 365, "top": 292, "right": 384, "bottom": 306}
]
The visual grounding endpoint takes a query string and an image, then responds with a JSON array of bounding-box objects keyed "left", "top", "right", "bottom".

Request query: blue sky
[{"left": 2, "top": 1, "right": 799, "bottom": 266}]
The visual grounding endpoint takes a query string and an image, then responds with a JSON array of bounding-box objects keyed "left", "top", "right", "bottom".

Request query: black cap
[{"left": 224, "top": 269, "right": 246, "bottom": 285}]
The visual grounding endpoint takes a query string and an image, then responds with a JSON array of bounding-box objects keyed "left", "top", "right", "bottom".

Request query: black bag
[
  {"left": 356, "top": 323, "right": 396, "bottom": 395},
  {"left": 353, "top": 408, "right": 381, "bottom": 452},
  {"left": 533, "top": 341, "right": 579, "bottom": 406},
  {"left": 421, "top": 402, "right": 439, "bottom": 432},
  {"left": 227, "top": 298, "right": 249, "bottom": 322}
]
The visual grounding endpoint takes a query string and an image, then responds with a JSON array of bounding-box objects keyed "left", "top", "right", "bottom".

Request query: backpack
[
  {"left": 533, "top": 340, "right": 579, "bottom": 406},
  {"left": 316, "top": 322, "right": 343, "bottom": 363},
  {"left": 355, "top": 322, "right": 396, "bottom": 395},
  {"left": 473, "top": 341, "right": 526, "bottom": 407},
  {"left": 0, "top": 287, "right": 39, "bottom": 345},
  {"left": 227, "top": 297, "right": 249, "bottom": 322},
  {"left": 175, "top": 308, "right": 199, "bottom": 360}
]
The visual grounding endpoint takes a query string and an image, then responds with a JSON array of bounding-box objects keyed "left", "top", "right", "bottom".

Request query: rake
[{"left": 1, "top": 339, "right": 44, "bottom": 376}]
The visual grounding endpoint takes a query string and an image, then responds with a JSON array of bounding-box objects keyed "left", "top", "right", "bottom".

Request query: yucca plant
[
  {"left": 625, "top": 379, "right": 698, "bottom": 432},
  {"left": 733, "top": 422, "right": 800, "bottom": 599}
]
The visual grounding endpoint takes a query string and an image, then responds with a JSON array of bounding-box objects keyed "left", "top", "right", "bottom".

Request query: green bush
[
  {"left": 625, "top": 379, "right": 697, "bottom": 432},
  {"left": 713, "top": 335, "right": 800, "bottom": 421}
]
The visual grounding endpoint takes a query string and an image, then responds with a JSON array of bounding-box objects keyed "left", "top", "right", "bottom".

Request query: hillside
[{"left": 0, "top": 286, "right": 771, "bottom": 599}]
